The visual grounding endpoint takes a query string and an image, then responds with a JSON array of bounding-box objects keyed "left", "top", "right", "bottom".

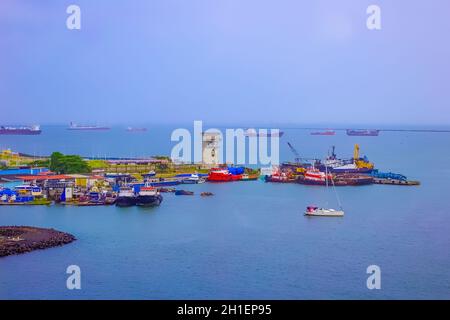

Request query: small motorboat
[
  {"left": 174, "top": 190, "right": 194, "bottom": 196},
  {"left": 104, "top": 192, "right": 117, "bottom": 205},
  {"left": 182, "top": 174, "right": 206, "bottom": 184},
  {"left": 240, "top": 173, "right": 258, "bottom": 181},
  {"left": 159, "top": 187, "right": 176, "bottom": 193},
  {"left": 304, "top": 206, "right": 344, "bottom": 217},
  {"left": 200, "top": 192, "right": 214, "bottom": 196}
]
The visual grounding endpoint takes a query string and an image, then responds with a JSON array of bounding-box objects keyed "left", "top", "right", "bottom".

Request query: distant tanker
[
  {"left": 346, "top": 129, "right": 379, "bottom": 136},
  {"left": 0, "top": 125, "right": 41, "bottom": 135},
  {"left": 67, "top": 122, "right": 110, "bottom": 130}
]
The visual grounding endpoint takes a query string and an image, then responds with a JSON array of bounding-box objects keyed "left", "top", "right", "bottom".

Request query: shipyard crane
[
  {"left": 287, "top": 142, "right": 301, "bottom": 163},
  {"left": 287, "top": 142, "right": 320, "bottom": 163},
  {"left": 353, "top": 144, "right": 360, "bottom": 160}
]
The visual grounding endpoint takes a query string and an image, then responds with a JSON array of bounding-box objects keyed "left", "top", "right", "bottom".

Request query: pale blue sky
[{"left": 1, "top": 0, "right": 449, "bottom": 125}]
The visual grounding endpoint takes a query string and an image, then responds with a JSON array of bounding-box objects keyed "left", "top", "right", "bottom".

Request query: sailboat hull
[{"left": 305, "top": 209, "right": 344, "bottom": 217}]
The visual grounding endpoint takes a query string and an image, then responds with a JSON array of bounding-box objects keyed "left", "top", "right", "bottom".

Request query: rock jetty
[{"left": 0, "top": 226, "right": 76, "bottom": 257}]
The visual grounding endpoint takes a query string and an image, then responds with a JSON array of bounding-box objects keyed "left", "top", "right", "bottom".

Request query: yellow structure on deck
[{"left": 353, "top": 144, "right": 374, "bottom": 170}]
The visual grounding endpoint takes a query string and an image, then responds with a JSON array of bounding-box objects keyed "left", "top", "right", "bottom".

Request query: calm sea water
[{"left": 0, "top": 125, "right": 450, "bottom": 299}]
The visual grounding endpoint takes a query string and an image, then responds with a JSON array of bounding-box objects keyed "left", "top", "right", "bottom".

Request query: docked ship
[
  {"left": 115, "top": 186, "right": 136, "bottom": 207},
  {"left": 142, "top": 176, "right": 181, "bottom": 187},
  {"left": 67, "top": 122, "right": 110, "bottom": 130},
  {"left": 346, "top": 129, "right": 379, "bottom": 136},
  {"left": 297, "top": 168, "right": 334, "bottom": 185},
  {"left": 310, "top": 129, "right": 335, "bottom": 136},
  {"left": 325, "top": 162, "right": 373, "bottom": 174},
  {"left": 265, "top": 171, "right": 297, "bottom": 183},
  {"left": 316, "top": 145, "right": 374, "bottom": 174},
  {"left": 0, "top": 125, "right": 41, "bottom": 135},
  {"left": 136, "top": 186, "right": 163, "bottom": 206},
  {"left": 297, "top": 170, "right": 373, "bottom": 186},
  {"left": 244, "top": 128, "right": 284, "bottom": 137},
  {"left": 333, "top": 173, "right": 374, "bottom": 186},
  {"left": 207, "top": 168, "right": 242, "bottom": 182},
  {"left": 240, "top": 173, "right": 258, "bottom": 181}
]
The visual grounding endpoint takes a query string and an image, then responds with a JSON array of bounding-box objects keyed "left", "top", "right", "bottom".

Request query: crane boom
[
  {"left": 353, "top": 144, "right": 360, "bottom": 160},
  {"left": 287, "top": 142, "right": 301, "bottom": 163}
]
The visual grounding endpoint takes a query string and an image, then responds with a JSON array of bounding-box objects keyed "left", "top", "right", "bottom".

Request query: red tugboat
[
  {"left": 207, "top": 168, "right": 242, "bottom": 182},
  {"left": 297, "top": 167, "right": 373, "bottom": 186},
  {"left": 297, "top": 167, "right": 334, "bottom": 185},
  {"left": 265, "top": 171, "right": 297, "bottom": 183}
]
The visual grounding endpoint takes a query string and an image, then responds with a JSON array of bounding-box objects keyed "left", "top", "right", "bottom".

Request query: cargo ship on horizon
[
  {"left": 67, "top": 122, "right": 110, "bottom": 131},
  {"left": 0, "top": 125, "right": 41, "bottom": 135},
  {"left": 126, "top": 127, "right": 147, "bottom": 132},
  {"left": 244, "top": 128, "right": 284, "bottom": 137},
  {"left": 311, "top": 129, "right": 335, "bottom": 136},
  {"left": 346, "top": 129, "right": 380, "bottom": 136}
]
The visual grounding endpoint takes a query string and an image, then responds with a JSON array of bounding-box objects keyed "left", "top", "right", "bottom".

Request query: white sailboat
[{"left": 304, "top": 163, "right": 344, "bottom": 217}]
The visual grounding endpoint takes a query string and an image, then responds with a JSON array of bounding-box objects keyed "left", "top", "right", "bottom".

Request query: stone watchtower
[{"left": 202, "top": 132, "right": 222, "bottom": 166}]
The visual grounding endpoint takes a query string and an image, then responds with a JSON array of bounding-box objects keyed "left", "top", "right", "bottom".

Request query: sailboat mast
[{"left": 330, "top": 170, "right": 342, "bottom": 209}]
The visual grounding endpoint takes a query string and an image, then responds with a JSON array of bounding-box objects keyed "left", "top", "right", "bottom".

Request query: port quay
[{"left": 2, "top": 0, "right": 450, "bottom": 313}]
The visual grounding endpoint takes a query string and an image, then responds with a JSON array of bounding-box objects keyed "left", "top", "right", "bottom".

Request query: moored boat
[
  {"left": 174, "top": 190, "right": 194, "bottom": 196},
  {"left": 115, "top": 186, "right": 136, "bottom": 207},
  {"left": 182, "top": 174, "right": 206, "bottom": 184},
  {"left": 297, "top": 167, "right": 333, "bottom": 185},
  {"left": 240, "top": 173, "right": 258, "bottom": 181},
  {"left": 264, "top": 171, "right": 297, "bottom": 183},
  {"left": 141, "top": 177, "right": 181, "bottom": 187},
  {"left": 304, "top": 164, "right": 345, "bottom": 217},
  {"left": 304, "top": 206, "right": 344, "bottom": 217},
  {"left": 136, "top": 186, "right": 163, "bottom": 206},
  {"left": 316, "top": 145, "right": 374, "bottom": 174},
  {"left": 207, "top": 168, "right": 241, "bottom": 182},
  {"left": 327, "top": 163, "right": 373, "bottom": 174},
  {"left": 334, "top": 173, "right": 374, "bottom": 185}
]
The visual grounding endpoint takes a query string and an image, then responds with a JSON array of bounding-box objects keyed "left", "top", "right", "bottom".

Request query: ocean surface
[{"left": 1, "top": 124, "right": 450, "bottom": 299}]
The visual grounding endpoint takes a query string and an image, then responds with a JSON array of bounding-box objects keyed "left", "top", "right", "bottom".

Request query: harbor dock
[
  {"left": 373, "top": 178, "right": 420, "bottom": 186},
  {"left": 0, "top": 146, "right": 421, "bottom": 207}
]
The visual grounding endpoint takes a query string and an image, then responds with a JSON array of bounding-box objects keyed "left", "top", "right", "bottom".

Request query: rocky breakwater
[{"left": 0, "top": 226, "right": 76, "bottom": 257}]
